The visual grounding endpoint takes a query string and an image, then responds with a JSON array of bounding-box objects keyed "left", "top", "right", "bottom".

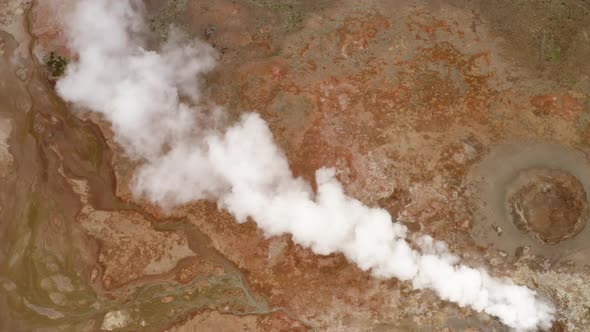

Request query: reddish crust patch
[
  {"left": 530, "top": 94, "right": 584, "bottom": 121},
  {"left": 337, "top": 13, "right": 391, "bottom": 57}
]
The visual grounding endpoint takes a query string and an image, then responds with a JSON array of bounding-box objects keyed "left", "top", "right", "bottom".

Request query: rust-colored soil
[{"left": 1, "top": 0, "right": 589, "bottom": 331}]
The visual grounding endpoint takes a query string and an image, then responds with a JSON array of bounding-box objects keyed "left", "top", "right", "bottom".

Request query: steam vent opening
[{"left": 507, "top": 168, "right": 588, "bottom": 245}]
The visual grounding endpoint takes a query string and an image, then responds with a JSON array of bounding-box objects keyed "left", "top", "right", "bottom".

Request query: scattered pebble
[
  {"left": 101, "top": 310, "right": 131, "bottom": 331},
  {"left": 161, "top": 296, "right": 174, "bottom": 303},
  {"left": 2, "top": 280, "right": 16, "bottom": 291},
  {"left": 491, "top": 224, "right": 503, "bottom": 236}
]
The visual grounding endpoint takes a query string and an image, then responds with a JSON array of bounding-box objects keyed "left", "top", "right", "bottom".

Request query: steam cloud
[{"left": 56, "top": 1, "right": 555, "bottom": 330}]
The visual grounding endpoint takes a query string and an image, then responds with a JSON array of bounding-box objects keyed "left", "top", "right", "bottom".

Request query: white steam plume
[{"left": 56, "top": 1, "right": 555, "bottom": 330}]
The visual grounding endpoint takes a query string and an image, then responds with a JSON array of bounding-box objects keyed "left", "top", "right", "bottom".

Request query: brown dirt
[
  {"left": 166, "top": 309, "right": 309, "bottom": 332},
  {"left": 1, "top": 0, "right": 589, "bottom": 330}
]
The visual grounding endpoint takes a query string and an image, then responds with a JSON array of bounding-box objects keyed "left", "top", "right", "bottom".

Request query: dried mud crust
[{"left": 24, "top": 0, "right": 590, "bottom": 331}]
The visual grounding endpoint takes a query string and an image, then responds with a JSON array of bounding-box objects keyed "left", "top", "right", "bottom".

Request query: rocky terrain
[{"left": 1, "top": 0, "right": 589, "bottom": 331}]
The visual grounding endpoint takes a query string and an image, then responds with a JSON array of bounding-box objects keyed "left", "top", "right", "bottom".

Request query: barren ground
[{"left": 1, "top": 0, "right": 590, "bottom": 331}]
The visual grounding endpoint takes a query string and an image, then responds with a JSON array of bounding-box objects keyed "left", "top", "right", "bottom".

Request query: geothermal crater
[
  {"left": 470, "top": 141, "right": 590, "bottom": 268},
  {"left": 507, "top": 168, "right": 588, "bottom": 245}
]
